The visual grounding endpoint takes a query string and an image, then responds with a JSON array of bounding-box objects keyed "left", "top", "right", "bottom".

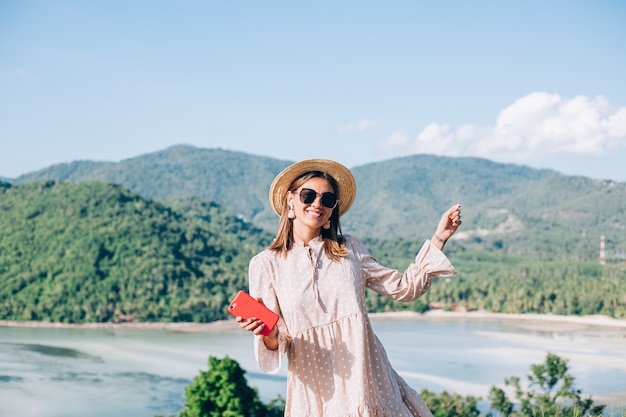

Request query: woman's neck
[{"left": 292, "top": 226, "right": 321, "bottom": 245}]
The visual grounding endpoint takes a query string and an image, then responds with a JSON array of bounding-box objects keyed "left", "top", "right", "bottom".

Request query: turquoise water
[{"left": 1, "top": 318, "right": 624, "bottom": 416}]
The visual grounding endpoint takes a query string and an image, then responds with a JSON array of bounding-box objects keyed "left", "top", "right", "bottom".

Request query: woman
[{"left": 236, "top": 158, "right": 462, "bottom": 417}]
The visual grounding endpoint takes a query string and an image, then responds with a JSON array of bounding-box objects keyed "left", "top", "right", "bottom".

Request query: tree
[
  {"left": 179, "top": 356, "right": 266, "bottom": 417},
  {"left": 488, "top": 352, "right": 605, "bottom": 416},
  {"left": 420, "top": 389, "right": 481, "bottom": 417}
]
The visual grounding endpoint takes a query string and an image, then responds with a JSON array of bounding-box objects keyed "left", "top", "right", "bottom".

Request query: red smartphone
[{"left": 228, "top": 290, "right": 279, "bottom": 336}]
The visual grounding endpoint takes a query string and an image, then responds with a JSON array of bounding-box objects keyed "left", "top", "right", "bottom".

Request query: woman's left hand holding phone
[{"left": 235, "top": 299, "right": 279, "bottom": 350}]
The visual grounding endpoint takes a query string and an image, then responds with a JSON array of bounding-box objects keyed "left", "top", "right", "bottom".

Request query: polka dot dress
[{"left": 248, "top": 235, "right": 456, "bottom": 417}]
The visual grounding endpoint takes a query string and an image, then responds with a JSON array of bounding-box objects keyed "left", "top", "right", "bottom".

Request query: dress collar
[{"left": 293, "top": 235, "right": 323, "bottom": 248}]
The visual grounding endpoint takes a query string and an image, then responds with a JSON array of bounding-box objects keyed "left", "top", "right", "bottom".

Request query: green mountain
[
  {"left": 0, "top": 180, "right": 273, "bottom": 323},
  {"left": 15, "top": 146, "right": 291, "bottom": 231},
  {"left": 0, "top": 162, "right": 626, "bottom": 322},
  {"left": 343, "top": 155, "right": 553, "bottom": 238},
  {"left": 15, "top": 145, "right": 626, "bottom": 262}
]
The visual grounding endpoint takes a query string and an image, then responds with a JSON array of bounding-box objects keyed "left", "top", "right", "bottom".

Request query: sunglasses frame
[{"left": 297, "top": 188, "right": 338, "bottom": 209}]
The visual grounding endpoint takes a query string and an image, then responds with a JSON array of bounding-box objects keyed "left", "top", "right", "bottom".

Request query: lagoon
[{"left": 1, "top": 314, "right": 625, "bottom": 416}]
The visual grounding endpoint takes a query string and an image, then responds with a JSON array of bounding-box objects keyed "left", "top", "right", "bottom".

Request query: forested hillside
[
  {"left": 15, "top": 146, "right": 291, "bottom": 230},
  {"left": 5, "top": 147, "right": 626, "bottom": 323},
  {"left": 364, "top": 236, "right": 626, "bottom": 319},
  {"left": 344, "top": 154, "right": 554, "bottom": 237},
  {"left": 15, "top": 145, "right": 626, "bottom": 262},
  {"left": 1, "top": 178, "right": 625, "bottom": 322},
  {"left": 0, "top": 180, "right": 272, "bottom": 323},
  {"left": 344, "top": 156, "right": 626, "bottom": 261}
]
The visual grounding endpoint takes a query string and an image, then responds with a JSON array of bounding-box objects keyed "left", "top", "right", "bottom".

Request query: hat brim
[{"left": 269, "top": 158, "right": 356, "bottom": 217}]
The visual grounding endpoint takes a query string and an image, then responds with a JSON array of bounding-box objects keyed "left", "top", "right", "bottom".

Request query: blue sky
[{"left": 1, "top": 1, "right": 625, "bottom": 181}]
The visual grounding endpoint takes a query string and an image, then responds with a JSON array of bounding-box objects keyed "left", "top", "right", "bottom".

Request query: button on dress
[{"left": 248, "top": 235, "right": 457, "bottom": 417}]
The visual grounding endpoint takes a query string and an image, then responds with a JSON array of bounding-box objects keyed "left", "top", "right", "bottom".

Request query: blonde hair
[{"left": 268, "top": 171, "right": 346, "bottom": 261}]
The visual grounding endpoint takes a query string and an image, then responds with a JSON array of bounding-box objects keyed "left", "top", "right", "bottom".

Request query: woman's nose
[{"left": 310, "top": 195, "right": 323, "bottom": 207}]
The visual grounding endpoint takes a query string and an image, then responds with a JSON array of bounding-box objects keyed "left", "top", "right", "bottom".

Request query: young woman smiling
[{"left": 235, "top": 158, "right": 462, "bottom": 417}]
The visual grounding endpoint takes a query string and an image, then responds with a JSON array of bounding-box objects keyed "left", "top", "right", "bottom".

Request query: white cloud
[
  {"left": 605, "top": 107, "right": 626, "bottom": 139},
  {"left": 415, "top": 123, "right": 454, "bottom": 154},
  {"left": 377, "top": 129, "right": 409, "bottom": 152},
  {"left": 337, "top": 119, "right": 380, "bottom": 134},
  {"left": 378, "top": 92, "right": 626, "bottom": 164}
]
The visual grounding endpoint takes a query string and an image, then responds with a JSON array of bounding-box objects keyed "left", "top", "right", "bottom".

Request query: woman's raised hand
[{"left": 431, "top": 204, "right": 462, "bottom": 248}]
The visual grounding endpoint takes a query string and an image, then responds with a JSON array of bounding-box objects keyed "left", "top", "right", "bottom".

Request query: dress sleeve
[
  {"left": 353, "top": 237, "right": 457, "bottom": 302},
  {"left": 248, "top": 252, "right": 290, "bottom": 374}
]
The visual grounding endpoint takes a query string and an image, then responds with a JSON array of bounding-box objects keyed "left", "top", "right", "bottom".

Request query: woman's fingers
[
  {"left": 443, "top": 204, "right": 461, "bottom": 226},
  {"left": 236, "top": 316, "right": 266, "bottom": 334},
  {"left": 436, "top": 204, "right": 462, "bottom": 241},
  {"left": 448, "top": 204, "right": 462, "bottom": 227}
]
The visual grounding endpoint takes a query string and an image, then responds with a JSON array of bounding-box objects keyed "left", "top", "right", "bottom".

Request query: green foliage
[
  {"left": 179, "top": 356, "right": 265, "bottom": 417},
  {"left": 420, "top": 389, "right": 481, "bottom": 417},
  {"left": 261, "top": 396, "right": 287, "bottom": 417},
  {"left": 177, "top": 356, "right": 285, "bottom": 417},
  {"left": 364, "top": 238, "right": 626, "bottom": 319},
  {"left": 4, "top": 149, "right": 626, "bottom": 323},
  {"left": 16, "top": 146, "right": 626, "bottom": 260},
  {"left": 344, "top": 155, "right": 555, "bottom": 241},
  {"left": 15, "top": 146, "right": 291, "bottom": 231},
  {"left": 0, "top": 180, "right": 272, "bottom": 323},
  {"left": 488, "top": 352, "right": 605, "bottom": 417},
  {"left": 425, "top": 256, "right": 626, "bottom": 318}
]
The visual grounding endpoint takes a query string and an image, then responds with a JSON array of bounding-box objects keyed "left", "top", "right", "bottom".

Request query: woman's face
[{"left": 288, "top": 177, "right": 336, "bottom": 232}]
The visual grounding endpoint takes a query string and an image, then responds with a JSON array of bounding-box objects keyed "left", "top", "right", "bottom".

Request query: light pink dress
[{"left": 248, "top": 235, "right": 456, "bottom": 417}]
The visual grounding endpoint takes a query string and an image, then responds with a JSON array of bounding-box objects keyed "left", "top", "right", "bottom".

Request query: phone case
[{"left": 228, "top": 290, "right": 279, "bottom": 336}]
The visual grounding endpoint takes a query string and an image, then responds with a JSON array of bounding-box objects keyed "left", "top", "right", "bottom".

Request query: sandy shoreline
[
  {"left": 372, "top": 310, "right": 626, "bottom": 330},
  {"left": 0, "top": 318, "right": 238, "bottom": 332},
  {"left": 2, "top": 310, "right": 625, "bottom": 409},
  {"left": 1, "top": 310, "right": 625, "bottom": 332}
]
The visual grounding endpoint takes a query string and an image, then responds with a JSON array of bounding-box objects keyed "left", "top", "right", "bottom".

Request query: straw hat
[{"left": 269, "top": 158, "right": 357, "bottom": 217}]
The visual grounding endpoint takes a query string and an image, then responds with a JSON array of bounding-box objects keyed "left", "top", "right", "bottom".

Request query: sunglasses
[{"left": 297, "top": 188, "right": 338, "bottom": 209}]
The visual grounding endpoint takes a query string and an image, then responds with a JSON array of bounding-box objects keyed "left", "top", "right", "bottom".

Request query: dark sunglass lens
[
  {"left": 321, "top": 193, "right": 337, "bottom": 208},
  {"left": 299, "top": 188, "right": 337, "bottom": 208},
  {"left": 300, "top": 189, "right": 316, "bottom": 204}
]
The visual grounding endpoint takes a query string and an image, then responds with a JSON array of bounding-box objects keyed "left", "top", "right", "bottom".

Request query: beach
[
  {"left": 3, "top": 309, "right": 626, "bottom": 332},
  {"left": 2, "top": 311, "right": 625, "bottom": 411}
]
